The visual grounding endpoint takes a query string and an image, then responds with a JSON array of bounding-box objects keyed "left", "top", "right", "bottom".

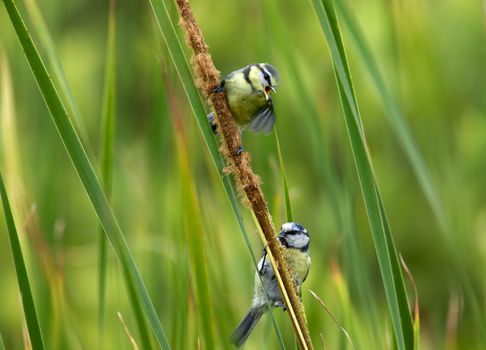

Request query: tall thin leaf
[
  {"left": 175, "top": 124, "right": 216, "bottom": 349},
  {"left": 334, "top": 0, "right": 445, "bottom": 228},
  {"left": 0, "top": 172, "right": 45, "bottom": 350},
  {"left": 0, "top": 49, "right": 25, "bottom": 224},
  {"left": 309, "top": 0, "right": 414, "bottom": 348},
  {"left": 24, "top": 0, "right": 91, "bottom": 150},
  {"left": 98, "top": 0, "right": 120, "bottom": 347},
  {"left": 260, "top": 0, "right": 341, "bottom": 209},
  {"left": 1, "top": 0, "right": 170, "bottom": 348},
  {"left": 259, "top": 3, "right": 383, "bottom": 345},
  {"left": 335, "top": 1, "right": 486, "bottom": 338},
  {"left": 274, "top": 130, "right": 293, "bottom": 222}
]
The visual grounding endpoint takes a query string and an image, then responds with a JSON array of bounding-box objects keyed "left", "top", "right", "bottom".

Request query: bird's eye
[{"left": 263, "top": 73, "right": 270, "bottom": 82}]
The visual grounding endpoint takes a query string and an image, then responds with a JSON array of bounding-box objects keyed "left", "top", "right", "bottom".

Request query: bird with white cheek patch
[{"left": 230, "top": 222, "right": 311, "bottom": 347}]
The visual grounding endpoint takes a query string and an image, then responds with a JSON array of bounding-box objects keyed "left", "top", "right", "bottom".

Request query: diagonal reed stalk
[
  {"left": 1, "top": 0, "right": 170, "bottom": 348},
  {"left": 150, "top": 0, "right": 312, "bottom": 347},
  {"left": 0, "top": 173, "right": 45, "bottom": 350},
  {"left": 173, "top": 1, "right": 312, "bottom": 348},
  {"left": 148, "top": 0, "right": 286, "bottom": 346},
  {"left": 310, "top": 0, "right": 414, "bottom": 348}
]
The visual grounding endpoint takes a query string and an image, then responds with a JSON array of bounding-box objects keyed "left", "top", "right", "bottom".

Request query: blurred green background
[{"left": 1, "top": 0, "right": 485, "bottom": 349}]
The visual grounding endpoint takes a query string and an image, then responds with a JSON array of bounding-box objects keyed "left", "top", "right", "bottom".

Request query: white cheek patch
[
  {"left": 286, "top": 234, "right": 309, "bottom": 249},
  {"left": 248, "top": 66, "right": 262, "bottom": 87}
]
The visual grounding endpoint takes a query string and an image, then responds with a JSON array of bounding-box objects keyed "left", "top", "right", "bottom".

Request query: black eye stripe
[
  {"left": 257, "top": 65, "right": 272, "bottom": 86},
  {"left": 278, "top": 236, "right": 290, "bottom": 248},
  {"left": 244, "top": 65, "right": 258, "bottom": 92},
  {"left": 282, "top": 230, "right": 308, "bottom": 236},
  {"left": 279, "top": 237, "right": 309, "bottom": 252},
  {"left": 263, "top": 64, "right": 278, "bottom": 80}
]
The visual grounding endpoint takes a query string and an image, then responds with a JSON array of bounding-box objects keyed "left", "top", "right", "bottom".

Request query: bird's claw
[
  {"left": 212, "top": 80, "right": 225, "bottom": 94},
  {"left": 207, "top": 113, "right": 218, "bottom": 135},
  {"left": 233, "top": 145, "right": 243, "bottom": 156},
  {"left": 275, "top": 301, "right": 287, "bottom": 311}
]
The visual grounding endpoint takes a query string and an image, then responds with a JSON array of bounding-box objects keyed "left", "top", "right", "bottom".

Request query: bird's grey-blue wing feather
[
  {"left": 257, "top": 252, "right": 273, "bottom": 277},
  {"left": 248, "top": 98, "right": 275, "bottom": 134}
]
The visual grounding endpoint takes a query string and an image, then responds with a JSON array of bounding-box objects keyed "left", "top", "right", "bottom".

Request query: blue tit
[
  {"left": 208, "top": 63, "right": 280, "bottom": 134},
  {"left": 230, "top": 222, "right": 311, "bottom": 347}
]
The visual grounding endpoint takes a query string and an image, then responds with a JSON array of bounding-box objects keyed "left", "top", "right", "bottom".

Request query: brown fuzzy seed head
[{"left": 174, "top": 1, "right": 313, "bottom": 348}]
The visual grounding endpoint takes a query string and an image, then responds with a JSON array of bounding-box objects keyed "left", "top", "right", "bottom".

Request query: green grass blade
[
  {"left": 376, "top": 190, "right": 415, "bottom": 348},
  {"left": 414, "top": 313, "right": 420, "bottom": 350},
  {"left": 148, "top": 1, "right": 286, "bottom": 347},
  {"left": 0, "top": 173, "right": 45, "bottom": 350},
  {"left": 274, "top": 130, "right": 293, "bottom": 222},
  {"left": 310, "top": 0, "right": 414, "bottom": 348},
  {"left": 335, "top": 2, "right": 486, "bottom": 339},
  {"left": 1, "top": 1, "right": 170, "bottom": 348},
  {"left": 125, "top": 277, "right": 153, "bottom": 350},
  {"left": 175, "top": 129, "right": 216, "bottom": 349},
  {"left": 259, "top": 4, "right": 384, "bottom": 345},
  {"left": 148, "top": 0, "right": 218, "bottom": 162},
  {"left": 334, "top": 0, "right": 446, "bottom": 228},
  {"left": 0, "top": 49, "right": 24, "bottom": 224},
  {"left": 0, "top": 333, "right": 4, "bottom": 350},
  {"left": 260, "top": 0, "right": 342, "bottom": 210},
  {"left": 336, "top": 64, "right": 412, "bottom": 350},
  {"left": 399, "top": 255, "right": 421, "bottom": 350},
  {"left": 98, "top": 0, "right": 117, "bottom": 346},
  {"left": 309, "top": 0, "right": 363, "bottom": 136},
  {"left": 24, "top": 0, "right": 91, "bottom": 150}
]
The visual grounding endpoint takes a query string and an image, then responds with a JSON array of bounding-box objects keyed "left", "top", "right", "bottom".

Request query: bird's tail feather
[{"left": 229, "top": 308, "right": 264, "bottom": 347}]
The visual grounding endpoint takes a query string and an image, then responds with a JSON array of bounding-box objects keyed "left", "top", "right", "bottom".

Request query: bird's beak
[
  {"left": 265, "top": 85, "right": 277, "bottom": 94},
  {"left": 264, "top": 85, "right": 277, "bottom": 100}
]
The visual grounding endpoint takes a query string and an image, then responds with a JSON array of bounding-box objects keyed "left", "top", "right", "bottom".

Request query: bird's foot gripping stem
[
  {"left": 207, "top": 112, "right": 218, "bottom": 135},
  {"left": 275, "top": 301, "right": 287, "bottom": 311},
  {"left": 211, "top": 80, "right": 225, "bottom": 94},
  {"left": 229, "top": 143, "right": 244, "bottom": 157},
  {"left": 234, "top": 145, "right": 244, "bottom": 156}
]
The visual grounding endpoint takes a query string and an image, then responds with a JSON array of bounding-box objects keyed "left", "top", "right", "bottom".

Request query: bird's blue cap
[{"left": 279, "top": 222, "right": 308, "bottom": 236}]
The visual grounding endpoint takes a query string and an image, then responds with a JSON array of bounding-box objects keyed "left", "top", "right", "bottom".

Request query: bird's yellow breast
[
  {"left": 224, "top": 72, "right": 266, "bottom": 125},
  {"left": 284, "top": 249, "right": 311, "bottom": 284}
]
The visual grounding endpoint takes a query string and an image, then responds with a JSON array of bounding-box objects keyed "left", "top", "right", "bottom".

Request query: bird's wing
[
  {"left": 248, "top": 98, "right": 275, "bottom": 134},
  {"left": 257, "top": 251, "right": 273, "bottom": 277},
  {"left": 302, "top": 256, "right": 311, "bottom": 283}
]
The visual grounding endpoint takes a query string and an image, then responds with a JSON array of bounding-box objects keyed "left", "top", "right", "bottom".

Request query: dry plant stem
[{"left": 175, "top": 0, "right": 313, "bottom": 348}]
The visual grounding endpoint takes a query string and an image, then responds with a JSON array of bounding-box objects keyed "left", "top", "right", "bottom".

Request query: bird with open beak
[{"left": 208, "top": 63, "right": 280, "bottom": 135}]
